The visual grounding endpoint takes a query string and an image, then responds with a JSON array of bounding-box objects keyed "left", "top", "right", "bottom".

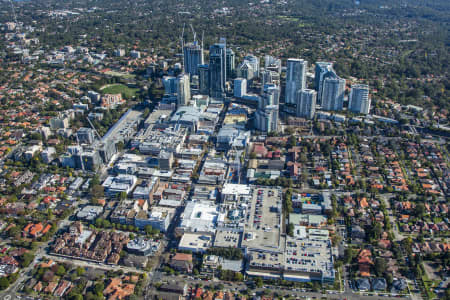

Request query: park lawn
[{"left": 100, "top": 83, "right": 139, "bottom": 99}]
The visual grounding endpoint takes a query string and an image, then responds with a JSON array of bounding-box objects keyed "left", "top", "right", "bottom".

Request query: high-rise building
[
  {"left": 183, "top": 42, "right": 204, "bottom": 76},
  {"left": 176, "top": 73, "right": 191, "bottom": 107},
  {"left": 321, "top": 77, "right": 346, "bottom": 112},
  {"left": 226, "top": 48, "right": 235, "bottom": 79},
  {"left": 209, "top": 40, "right": 227, "bottom": 98},
  {"left": 77, "top": 127, "right": 95, "bottom": 144},
  {"left": 315, "top": 62, "right": 336, "bottom": 105},
  {"left": 260, "top": 84, "right": 280, "bottom": 110},
  {"left": 234, "top": 78, "right": 247, "bottom": 98},
  {"left": 163, "top": 76, "right": 177, "bottom": 95},
  {"left": 285, "top": 58, "right": 307, "bottom": 105},
  {"left": 243, "top": 55, "right": 260, "bottom": 77},
  {"left": 349, "top": 84, "right": 370, "bottom": 114},
  {"left": 296, "top": 89, "right": 317, "bottom": 119},
  {"left": 198, "top": 64, "right": 210, "bottom": 95},
  {"left": 261, "top": 70, "right": 280, "bottom": 94},
  {"left": 255, "top": 105, "right": 278, "bottom": 133},
  {"left": 236, "top": 61, "right": 256, "bottom": 81},
  {"left": 264, "top": 55, "right": 282, "bottom": 74}
]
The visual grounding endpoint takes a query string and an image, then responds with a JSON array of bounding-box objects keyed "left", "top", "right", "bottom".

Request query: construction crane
[{"left": 8, "top": 0, "right": 23, "bottom": 50}]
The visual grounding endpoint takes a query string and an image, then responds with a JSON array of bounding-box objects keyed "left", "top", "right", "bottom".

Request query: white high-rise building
[
  {"left": 260, "top": 84, "right": 280, "bottom": 110},
  {"left": 285, "top": 58, "right": 307, "bottom": 104},
  {"left": 315, "top": 62, "right": 335, "bottom": 104},
  {"left": 234, "top": 78, "right": 247, "bottom": 98},
  {"left": 176, "top": 73, "right": 191, "bottom": 107},
  {"left": 349, "top": 84, "right": 370, "bottom": 114},
  {"left": 296, "top": 89, "right": 317, "bottom": 119},
  {"left": 321, "top": 77, "right": 346, "bottom": 112},
  {"left": 255, "top": 105, "right": 278, "bottom": 133}
]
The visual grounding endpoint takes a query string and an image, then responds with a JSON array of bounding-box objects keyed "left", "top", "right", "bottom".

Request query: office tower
[
  {"left": 163, "top": 76, "right": 177, "bottom": 95},
  {"left": 349, "top": 84, "right": 371, "bottom": 114},
  {"left": 260, "top": 84, "right": 280, "bottom": 110},
  {"left": 315, "top": 62, "right": 336, "bottom": 105},
  {"left": 183, "top": 42, "right": 204, "bottom": 76},
  {"left": 264, "top": 55, "right": 282, "bottom": 74},
  {"left": 209, "top": 40, "right": 227, "bottom": 98},
  {"left": 226, "top": 48, "right": 235, "bottom": 79},
  {"left": 198, "top": 64, "right": 210, "bottom": 95},
  {"left": 77, "top": 127, "right": 95, "bottom": 144},
  {"left": 176, "top": 73, "right": 191, "bottom": 107},
  {"left": 234, "top": 78, "right": 247, "bottom": 98},
  {"left": 322, "top": 77, "right": 346, "bottom": 111},
  {"left": 285, "top": 58, "right": 307, "bottom": 104},
  {"left": 237, "top": 61, "right": 256, "bottom": 81},
  {"left": 261, "top": 70, "right": 280, "bottom": 94},
  {"left": 98, "top": 139, "right": 117, "bottom": 164},
  {"left": 296, "top": 89, "right": 317, "bottom": 119},
  {"left": 255, "top": 105, "right": 278, "bottom": 133},
  {"left": 243, "top": 55, "right": 260, "bottom": 77}
]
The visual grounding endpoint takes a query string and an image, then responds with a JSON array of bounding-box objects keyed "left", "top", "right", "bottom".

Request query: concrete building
[
  {"left": 76, "top": 127, "right": 95, "bottom": 144},
  {"left": 130, "top": 50, "right": 141, "bottom": 59},
  {"left": 234, "top": 78, "right": 247, "bottom": 98},
  {"left": 102, "top": 174, "right": 138, "bottom": 197},
  {"left": 114, "top": 49, "right": 125, "bottom": 57},
  {"left": 41, "top": 147, "right": 56, "bottom": 164},
  {"left": 127, "top": 237, "right": 160, "bottom": 256},
  {"left": 349, "top": 84, "right": 370, "bottom": 114},
  {"left": 255, "top": 105, "right": 278, "bottom": 133},
  {"left": 321, "top": 77, "right": 345, "bottom": 112},
  {"left": 260, "top": 84, "right": 280, "bottom": 110},
  {"left": 285, "top": 58, "right": 307, "bottom": 104},
  {"left": 296, "top": 89, "right": 317, "bottom": 119}
]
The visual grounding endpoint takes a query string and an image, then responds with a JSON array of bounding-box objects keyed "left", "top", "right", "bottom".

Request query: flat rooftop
[
  {"left": 214, "top": 229, "right": 241, "bottom": 248},
  {"left": 241, "top": 187, "right": 283, "bottom": 252}
]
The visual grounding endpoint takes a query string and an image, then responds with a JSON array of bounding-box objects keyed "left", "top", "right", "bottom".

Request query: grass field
[
  {"left": 104, "top": 70, "right": 136, "bottom": 79},
  {"left": 100, "top": 83, "right": 139, "bottom": 99}
]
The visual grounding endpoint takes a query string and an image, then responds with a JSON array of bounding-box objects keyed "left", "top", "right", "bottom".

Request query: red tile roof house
[{"left": 54, "top": 280, "right": 72, "bottom": 297}]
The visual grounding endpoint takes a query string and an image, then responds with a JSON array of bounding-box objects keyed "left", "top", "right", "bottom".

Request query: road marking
[{"left": 4, "top": 295, "right": 11, "bottom": 300}]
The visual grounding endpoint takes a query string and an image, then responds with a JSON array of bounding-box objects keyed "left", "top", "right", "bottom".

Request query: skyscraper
[
  {"left": 234, "top": 78, "right": 247, "bottom": 98},
  {"left": 349, "top": 84, "right": 370, "bottom": 114},
  {"left": 243, "top": 55, "right": 260, "bottom": 77},
  {"left": 226, "top": 48, "right": 235, "bottom": 79},
  {"left": 260, "top": 84, "right": 280, "bottom": 110},
  {"left": 255, "top": 105, "right": 278, "bottom": 133},
  {"left": 176, "top": 73, "right": 190, "bottom": 107},
  {"left": 264, "top": 55, "right": 282, "bottom": 74},
  {"left": 209, "top": 40, "right": 227, "bottom": 98},
  {"left": 163, "top": 76, "right": 177, "bottom": 95},
  {"left": 198, "top": 64, "right": 210, "bottom": 95},
  {"left": 285, "top": 58, "right": 307, "bottom": 105},
  {"left": 296, "top": 89, "right": 317, "bottom": 119},
  {"left": 321, "top": 77, "right": 346, "bottom": 112},
  {"left": 315, "top": 62, "right": 336, "bottom": 105},
  {"left": 261, "top": 70, "right": 280, "bottom": 94},
  {"left": 183, "top": 42, "right": 204, "bottom": 76}
]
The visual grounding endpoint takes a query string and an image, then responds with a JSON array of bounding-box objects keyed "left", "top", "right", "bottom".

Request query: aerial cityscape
[{"left": 0, "top": 0, "right": 448, "bottom": 300}]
